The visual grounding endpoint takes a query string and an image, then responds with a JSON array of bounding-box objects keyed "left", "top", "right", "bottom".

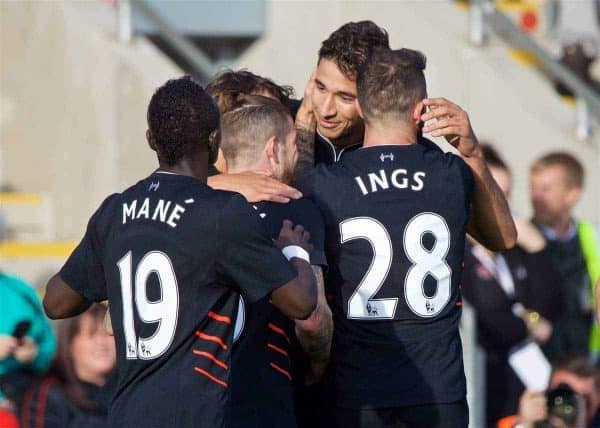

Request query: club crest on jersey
[{"left": 380, "top": 153, "right": 395, "bottom": 162}]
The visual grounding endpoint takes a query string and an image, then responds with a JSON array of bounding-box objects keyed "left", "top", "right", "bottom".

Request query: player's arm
[
  {"left": 208, "top": 172, "right": 302, "bottom": 204},
  {"left": 219, "top": 199, "right": 317, "bottom": 319},
  {"left": 44, "top": 198, "right": 110, "bottom": 319},
  {"left": 421, "top": 97, "right": 517, "bottom": 251},
  {"left": 294, "top": 265, "right": 333, "bottom": 385},
  {"left": 294, "top": 69, "right": 317, "bottom": 178},
  {"left": 43, "top": 274, "right": 91, "bottom": 319},
  {"left": 270, "top": 221, "right": 318, "bottom": 320}
]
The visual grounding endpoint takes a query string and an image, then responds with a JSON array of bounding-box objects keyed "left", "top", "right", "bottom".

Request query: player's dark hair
[
  {"left": 205, "top": 69, "right": 294, "bottom": 113},
  {"left": 531, "top": 151, "right": 584, "bottom": 188},
  {"left": 357, "top": 48, "right": 427, "bottom": 123},
  {"left": 481, "top": 143, "right": 509, "bottom": 172},
  {"left": 318, "top": 21, "right": 390, "bottom": 79},
  {"left": 220, "top": 95, "right": 293, "bottom": 169},
  {"left": 147, "top": 76, "right": 219, "bottom": 165}
]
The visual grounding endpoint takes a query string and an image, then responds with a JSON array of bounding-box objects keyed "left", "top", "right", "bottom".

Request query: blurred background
[{"left": 1, "top": 1, "right": 600, "bottom": 427}]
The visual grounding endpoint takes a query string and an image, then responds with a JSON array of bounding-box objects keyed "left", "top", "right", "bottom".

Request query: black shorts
[{"left": 334, "top": 400, "right": 469, "bottom": 428}]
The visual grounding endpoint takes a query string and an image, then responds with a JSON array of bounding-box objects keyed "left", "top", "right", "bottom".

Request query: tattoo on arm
[
  {"left": 295, "top": 266, "right": 333, "bottom": 381},
  {"left": 294, "top": 125, "right": 316, "bottom": 178}
]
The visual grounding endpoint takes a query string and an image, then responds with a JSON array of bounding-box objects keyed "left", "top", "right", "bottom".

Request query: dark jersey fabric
[
  {"left": 229, "top": 198, "right": 326, "bottom": 428},
  {"left": 59, "top": 171, "right": 297, "bottom": 428},
  {"left": 314, "top": 131, "right": 361, "bottom": 166},
  {"left": 297, "top": 140, "right": 474, "bottom": 409}
]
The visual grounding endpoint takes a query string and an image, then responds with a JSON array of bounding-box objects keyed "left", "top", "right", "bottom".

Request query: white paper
[{"left": 508, "top": 341, "right": 551, "bottom": 391}]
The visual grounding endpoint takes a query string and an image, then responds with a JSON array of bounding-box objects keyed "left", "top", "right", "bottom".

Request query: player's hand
[
  {"left": 518, "top": 390, "right": 548, "bottom": 427},
  {"left": 421, "top": 98, "right": 481, "bottom": 158},
  {"left": 208, "top": 172, "right": 302, "bottom": 203},
  {"left": 296, "top": 68, "right": 317, "bottom": 130},
  {"left": 13, "top": 337, "right": 38, "bottom": 364},
  {"left": 274, "top": 220, "right": 314, "bottom": 255},
  {"left": 0, "top": 335, "right": 17, "bottom": 360}
]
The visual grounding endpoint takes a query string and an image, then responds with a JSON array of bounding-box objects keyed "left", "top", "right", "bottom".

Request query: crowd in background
[{"left": 463, "top": 147, "right": 600, "bottom": 428}]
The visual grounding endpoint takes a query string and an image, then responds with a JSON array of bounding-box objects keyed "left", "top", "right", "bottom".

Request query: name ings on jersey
[{"left": 354, "top": 168, "right": 426, "bottom": 196}]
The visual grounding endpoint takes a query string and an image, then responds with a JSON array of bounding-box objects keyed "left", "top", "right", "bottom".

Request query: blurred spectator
[
  {"left": 498, "top": 356, "right": 600, "bottom": 428},
  {"left": 462, "top": 144, "right": 562, "bottom": 427},
  {"left": 0, "top": 270, "right": 57, "bottom": 415},
  {"left": 20, "top": 304, "right": 115, "bottom": 428},
  {"left": 530, "top": 153, "right": 600, "bottom": 363}
]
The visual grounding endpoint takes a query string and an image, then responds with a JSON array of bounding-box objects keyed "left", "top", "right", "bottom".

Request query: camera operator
[{"left": 498, "top": 356, "right": 600, "bottom": 428}]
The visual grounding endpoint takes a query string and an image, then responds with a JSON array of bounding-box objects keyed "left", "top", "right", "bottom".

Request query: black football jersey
[
  {"left": 297, "top": 139, "right": 474, "bottom": 409},
  {"left": 229, "top": 198, "right": 327, "bottom": 428},
  {"left": 59, "top": 171, "right": 297, "bottom": 428}
]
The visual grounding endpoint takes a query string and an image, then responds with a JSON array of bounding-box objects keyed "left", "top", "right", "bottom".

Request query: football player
[
  {"left": 218, "top": 95, "right": 333, "bottom": 428},
  {"left": 297, "top": 48, "right": 515, "bottom": 428},
  {"left": 42, "top": 77, "right": 317, "bottom": 428}
]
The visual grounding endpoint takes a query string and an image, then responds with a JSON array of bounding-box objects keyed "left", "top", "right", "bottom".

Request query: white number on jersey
[
  {"left": 117, "top": 251, "right": 179, "bottom": 359},
  {"left": 233, "top": 295, "right": 246, "bottom": 343},
  {"left": 341, "top": 213, "right": 452, "bottom": 320}
]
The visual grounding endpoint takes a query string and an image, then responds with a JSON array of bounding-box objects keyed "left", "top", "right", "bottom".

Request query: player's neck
[
  {"left": 157, "top": 156, "right": 208, "bottom": 183},
  {"left": 328, "top": 122, "right": 365, "bottom": 149},
  {"left": 227, "top": 161, "right": 283, "bottom": 183},
  {"left": 362, "top": 122, "right": 417, "bottom": 148}
]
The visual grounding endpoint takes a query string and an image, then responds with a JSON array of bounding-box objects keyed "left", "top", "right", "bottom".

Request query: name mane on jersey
[
  {"left": 354, "top": 169, "right": 426, "bottom": 196},
  {"left": 122, "top": 198, "right": 186, "bottom": 227}
]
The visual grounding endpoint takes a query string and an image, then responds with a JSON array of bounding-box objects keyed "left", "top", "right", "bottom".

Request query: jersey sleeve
[
  {"left": 217, "top": 195, "right": 297, "bottom": 303},
  {"left": 295, "top": 199, "right": 327, "bottom": 268},
  {"left": 59, "top": 195, "right": 116, "bottom": 302}
]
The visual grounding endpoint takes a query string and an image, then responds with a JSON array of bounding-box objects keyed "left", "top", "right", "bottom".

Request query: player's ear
[
  {"left": 265, "top": 135, "right": 278, "bottom": 163},
  {"left": 208, "top": 129, "right": 220, "bottom": 165},
  {"left": 412, "top": 101, "right": 425, "bottom": 127},
  {"left": 146, "top": 129, "right": 157, "bottom": 152},
  {"left": 354, "top": 98, "right": 364, "bottom": 119}
]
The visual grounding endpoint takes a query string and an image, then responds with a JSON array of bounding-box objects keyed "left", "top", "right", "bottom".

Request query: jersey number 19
[{"left": 117, "top": 251, "right": 179, "bottom": 359}]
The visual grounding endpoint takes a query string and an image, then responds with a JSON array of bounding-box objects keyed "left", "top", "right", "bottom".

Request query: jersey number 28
[
  {"left": 117, "top": 251, "right": 179, "bottom": 360},
  {"left": 341, "top": 213, "right": 452, "bottom": 320}
]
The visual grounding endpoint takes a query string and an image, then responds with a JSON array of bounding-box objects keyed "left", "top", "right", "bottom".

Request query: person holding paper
[
  {"left": 497, "top": 356, "right": 600, "bottom": 428},
  {"left": 461, "top": 145, "right": 562, "bottom": 427}
]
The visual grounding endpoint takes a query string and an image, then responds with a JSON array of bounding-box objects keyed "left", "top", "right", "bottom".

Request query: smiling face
[
  {"left": 70, "top": 310, "right": 116, "bottom": 385},
  {"left": 311, "top": 59, "right": 364, "bottom": 145}
]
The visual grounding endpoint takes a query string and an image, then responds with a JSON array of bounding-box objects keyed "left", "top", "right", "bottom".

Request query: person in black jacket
[
  {"left": 461, "top": 145, "right": 563, "bottom": 427},
  {"left": 20, "top": 303, "right": 115, "bottom": 428}
]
